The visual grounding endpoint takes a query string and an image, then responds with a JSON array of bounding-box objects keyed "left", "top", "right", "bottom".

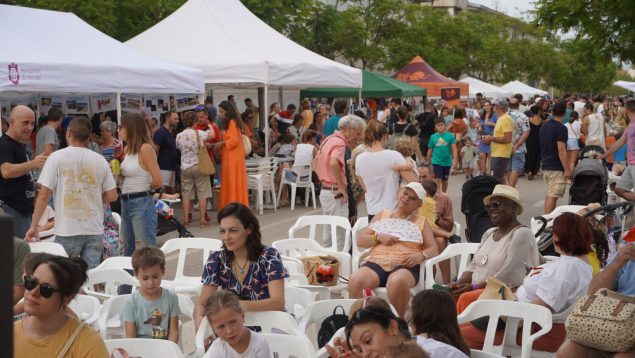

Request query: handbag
[
  {"left": 471, "top": 276, "right": 514, "bottom": 331},
  {"left": 242, "top": 133, "right": 252, "bottom": 157},
  {"left": 565, "top": 288, "right": 635, "bottom": 352},
  {"left": 195, "top": 129, "right": 215, "bottom": 176},
  {"left": 300, "top": 255, "right": 340, "bottom": 286}
]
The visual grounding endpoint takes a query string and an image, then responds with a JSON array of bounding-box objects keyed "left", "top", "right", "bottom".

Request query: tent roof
[
  {"left": 126, "top": 0, "right": 362, "bottom": 89},
  {"left": 459, "top": 76, "right": 511, "bottom": 98},
  {"left": 393, "top": 56, "right": 451, "bottom": 83},
  {"left": 300, "top": 70, "right": 425, "bottom": 98},
  {"left": 614, "top": 80, "right": 635, "bottom": 92},
  {"left": 0, "top": 4, "right": 204, "bottom": 94},
  {"left": 501, "top": 80, "right": 547, "bottom": 99}
]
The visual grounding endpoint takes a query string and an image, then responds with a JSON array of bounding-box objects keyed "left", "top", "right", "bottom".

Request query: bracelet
[
  {"left": 371, "top": 233, "right": 379, "bottom": 246},
  {"left": 471, "top": 283, "right": 479, "bottom": 291}
]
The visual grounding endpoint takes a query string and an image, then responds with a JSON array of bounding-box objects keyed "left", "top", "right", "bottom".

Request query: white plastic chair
[
  {"left": 93, "top": 256, "right": 133, "bottom": 271},
  {"left": 272, "top": 239, "right": 351, "bottom": 296},
  {"left": 351, "top": 216, "right": 369, "bottom": 269},
  {"left": 194, "top": 317, "right": 212, "bottom": 358},
  {"left": 247, "top": 157, "right": 278, "bottom": 214},
  {"left": 261, "top": 333, "right": 316, "bottom": 358},
  {"left": 424, "top": 242, "right": 479, "bottom": 289},
  {"left": 530, "top": 205, "right": 586, "bottom": 236},
  {"left": 469, "top": 349, "right": 505, "bottom": 358},
  {"left": 298, "top": 299, "right": 357, "bottom": 350},
  {"left": 68, "top": 294, "right": 101, "bottom": 329},
  {"left": 84, "top": 268, "right": 138, "bottom": 302},
  {"left": 160, "top": 238, "right": 223, "bottom": 294},
  {"left": 285, "top": 286, "right": 315, "bottom": 322},
  {"left": 111, "top": 212, "right": 121, "bottom": 229},
  {"left": 38, "top": 228, "right": 56, "bottom": 242},
  {"left": 277, "top": 164, "right": 316, "bottom": 210},
  {"left": 288, "top": 215, "right": 352, "bottom": 254},
  {"left": 453, "top": 221, "right": 461, "bottom": 236},
  {"left": 244, "top": 310, "right": 302, "bottom": 335},
  {"left": 457, "top": 300, "right": 553, "bottom": 358},
  {"left": 176, "top": 293, "right": 195, "bottom": 352},
  {"left": 98, "top": 294, "right": 129, "bottom": 340},
  {"left": 29, "top": 242, "right": 68, "bottom": 257},
  {"left": 105, "top": 338, "right": 184, "bottom": 358}
]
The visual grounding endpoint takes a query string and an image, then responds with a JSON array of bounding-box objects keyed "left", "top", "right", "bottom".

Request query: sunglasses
[
  {"left": 485, "top": 200, "right": 503, "bottom": 211},
  {"left": 194, "top": 105, "right": 206, "bottom": 112},
  {"left": 24, "top": 275, "right": 61, "bottom": 299}
]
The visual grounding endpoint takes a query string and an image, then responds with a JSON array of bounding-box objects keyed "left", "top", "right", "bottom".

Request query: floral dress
[
  {"left": 201, "top": 247, "right": 289, "bottom": 301},
  {"left": 102, "top": 204, "right": 120, "bottom": 260}
]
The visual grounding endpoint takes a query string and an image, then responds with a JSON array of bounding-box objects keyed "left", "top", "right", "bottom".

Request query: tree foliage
[{"left": 534, "top": 0, "right": 635, "bottom": 63}]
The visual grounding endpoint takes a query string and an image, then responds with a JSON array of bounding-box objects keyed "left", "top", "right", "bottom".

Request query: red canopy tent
[{"left": 393, "top": 56, "right": 468, "bottom": 101}]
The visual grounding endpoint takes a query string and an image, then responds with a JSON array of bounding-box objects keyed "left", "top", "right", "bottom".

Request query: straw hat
[{"left": 483, "top": 184, "right": 523, "bottom": 215}]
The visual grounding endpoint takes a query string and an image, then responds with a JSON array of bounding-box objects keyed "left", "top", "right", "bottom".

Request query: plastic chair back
[
  {"left": 160, "top": 238, "right": 222, "bottom": 284},
  {"left": 261, "top": 333, "right": 316, "bottom": 358},
  {"left": 284, "top": 286, "right": 315, "bottom": 321},
  {"left": 68, "top": 294, "right": 101, "bottom": 328},
  {"left": 98, "top": 294, "right": 130, "bottom": 340},
  {"left": 424, "top": 243, "right": 479, "bottom": 289},
  {"left": 29, "top": 242, "right": 68, "bottom": 257},
  {"left": 288, "top": 215, "right": 351, "bottom": 254},
  {"left": 105, "top": 338, "right": 184, "bottom": 358},
  {"left": 85, "top": 269, "right": 138, "bottom": 301},
  {"left": 351, "top": 216, "right": 369, "bottom": 269}
]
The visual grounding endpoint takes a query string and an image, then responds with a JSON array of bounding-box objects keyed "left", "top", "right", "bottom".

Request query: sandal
[{"left": 199, "top": 221, "right": 210, "bottom": 228}]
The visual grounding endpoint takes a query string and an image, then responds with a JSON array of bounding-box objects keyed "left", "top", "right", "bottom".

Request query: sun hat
[
  {"left": 404, "top": 182, "right": 426, "bottom": 201},
  {"left": 483, "top": 184, "right": 523, "bottom": 214}
]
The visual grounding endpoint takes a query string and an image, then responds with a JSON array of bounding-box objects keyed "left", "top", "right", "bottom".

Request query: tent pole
[
  {"left": 264, "top": 85, "right": 269, "bottom": 157},
  {"left": 116, "top": 92, "right": 122, "bottom": 124},
  {"left": 358, "top": 88, "right": 362, "bottom": 109}
]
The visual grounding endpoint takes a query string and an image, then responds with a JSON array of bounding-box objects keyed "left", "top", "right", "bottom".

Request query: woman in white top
[
  {"left": 118, "top": 113, "right": 163, "bottom": 256},
  {"left": 278, "top": 129, "right": 318, "bottom": 206},
  {"left": 176, "top": 112, "right": 213, "bottom": 227},
  {"left": 565, "top": 111, "right": 582, "bottom": 173},
  {"left": 355, "top": 121, "right": 417, "bottom": 221},
  {"left": 581, "top": 102, "right": 607, "bottom": 150},
  {"left": 461, "top": 212, "right": 594, "bottom": 353}
]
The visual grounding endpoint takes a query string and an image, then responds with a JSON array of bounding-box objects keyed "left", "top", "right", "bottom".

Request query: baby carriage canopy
[{"left": 569, "top": 156, "right": 608, "bottom": 206}]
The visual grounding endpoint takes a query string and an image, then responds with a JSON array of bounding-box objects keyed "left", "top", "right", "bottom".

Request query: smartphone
[{"left": 432, "top": 283, "right": 452, "bottom": 292}]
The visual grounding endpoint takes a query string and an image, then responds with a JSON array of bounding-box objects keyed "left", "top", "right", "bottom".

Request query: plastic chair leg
[
  {"left": 311, "top": 185, "right": 317, "bottom": 209},
  {"left": 290, "top": 184, "right": 297, "bottom": 211}
]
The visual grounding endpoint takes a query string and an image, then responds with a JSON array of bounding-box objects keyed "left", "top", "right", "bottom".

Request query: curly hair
[{"left": 552, "top": 212, "right": 594, "bottom": 256}]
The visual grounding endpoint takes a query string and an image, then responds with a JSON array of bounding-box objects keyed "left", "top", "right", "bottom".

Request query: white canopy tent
[
  {"left": 126, "top": 0, "right": 362, "bottom": 89},
  {"left": 501, "top": 80, "right": 548, "bottom": 100},
  {"left": 614, "top": 80, "right": 635, "bottom": 93},
  {"left": 459, "top": 76, "right": 511, "bottom": 98},
  {"left": 126, "top": 0, "right": 362, "bottom": 155},
  {"left": 0, "top": 4, "right": 204, "bottom": 120}
]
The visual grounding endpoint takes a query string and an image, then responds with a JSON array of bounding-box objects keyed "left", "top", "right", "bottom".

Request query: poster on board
[
  {"left": 90, "top": 94, "right": 116, "bottom": 112},
  {"left": 65, "top": 96, "right": 90, "bottom": 114},
  {"left": 174, "top": 94, "right": 199, "bottom": 111},
  {"left": 144, "top": 94, "right": 170, "bottom": 118},
  {"left": 39, "top": 95, "right": 65, "bottom": 114},
  {"left": 121, "top": 94, "right": 142, "bottom": 113}
]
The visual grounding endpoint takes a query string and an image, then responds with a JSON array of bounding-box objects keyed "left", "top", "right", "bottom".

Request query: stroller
[
  {"left": 156, "top": 199, "right": 194, "bottom": 238},
  {"left": 532, "top": 201, "right": 633, "bottom": 257},
  {"left": 461, "top": 175, "right": 499, "bottom": 243},
  {"left": 569, "top": 145, "right": 609, "bottom": 206}
]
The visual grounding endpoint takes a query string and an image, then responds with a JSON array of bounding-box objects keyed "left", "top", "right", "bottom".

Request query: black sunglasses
[
  {"left": 24, "top": 275, "right": 61, "bottom": 299},
  {"left": 485, "top": 200, "right": 503, "bottom": 211}
]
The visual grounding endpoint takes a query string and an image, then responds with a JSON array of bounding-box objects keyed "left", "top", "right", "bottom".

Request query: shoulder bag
[
  {"left": 56, "top": 321, "right": 87, "bottom": 358},
  {"left": 565, "top": 288, "right": 635, "bottom": 352},
  {"left": 195, "top": 129, "right": 215, "bottom": 176}
]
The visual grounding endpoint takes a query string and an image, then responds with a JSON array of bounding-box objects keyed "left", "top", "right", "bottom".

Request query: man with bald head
[{"left": 0, "top": 105, "right": 47, "bottom": 237}]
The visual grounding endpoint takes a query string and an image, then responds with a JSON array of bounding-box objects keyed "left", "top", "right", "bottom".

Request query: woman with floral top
[
  {"left": 193, "top": 203, "right": 288, "bottom": 331},
  {"left": 176, "top": 112, "right": 213, "bottom": 227}
]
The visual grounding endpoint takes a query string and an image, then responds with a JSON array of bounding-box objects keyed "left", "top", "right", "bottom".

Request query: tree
[
  {"left": 534, "top": 0, "right": 635, "bottom": 63},
  {"left": 240, "top": 0, "right": 315, "bottom": 34}
]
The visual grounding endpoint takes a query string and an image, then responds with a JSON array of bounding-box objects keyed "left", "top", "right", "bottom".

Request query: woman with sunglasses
[
  {"left": 216, "top": 101, "right": 248, "bottom": 210},
  {"left": 14, "top": 253, "right": 108, "bottom": 357},
  {"left": 449, "top": 185, "right": 542, "bottom": 312},
  {"left": 461, "top": 212, "right": 595, "bottom": 353}
]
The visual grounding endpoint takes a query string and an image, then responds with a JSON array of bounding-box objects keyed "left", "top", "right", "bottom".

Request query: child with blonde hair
[{"left": 204, "top": 290, "right": 272, "bottom": 358}]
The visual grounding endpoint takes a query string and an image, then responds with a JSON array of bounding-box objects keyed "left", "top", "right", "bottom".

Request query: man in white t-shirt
[{"left": 25, "top": 117, "right": 117, "bottom": 268}]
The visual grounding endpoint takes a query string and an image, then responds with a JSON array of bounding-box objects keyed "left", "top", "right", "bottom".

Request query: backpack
[
  {"left": 317, "top": 306, "right": 349, "bottom": 348},
  {"left": 388, "top": 123, "right": 412, "bottom": 150}
]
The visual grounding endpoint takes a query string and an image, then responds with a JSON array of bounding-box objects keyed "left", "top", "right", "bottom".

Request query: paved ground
[{"left": 158, "top": 173, "right": 560, "bottom": 354}]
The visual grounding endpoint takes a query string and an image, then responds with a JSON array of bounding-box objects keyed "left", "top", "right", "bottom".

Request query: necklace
[{"left": 234, "top": 258, "right": 250, "bottom": 275}]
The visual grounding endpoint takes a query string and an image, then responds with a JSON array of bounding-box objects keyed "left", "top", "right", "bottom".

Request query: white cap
[{"left": 404, "top": 182, "right": 426, "bottom": 201}]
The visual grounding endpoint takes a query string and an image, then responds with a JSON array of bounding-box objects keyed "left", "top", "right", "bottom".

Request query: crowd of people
[{"left": 3, "top": 90, "right": 635, "bottom": 357}]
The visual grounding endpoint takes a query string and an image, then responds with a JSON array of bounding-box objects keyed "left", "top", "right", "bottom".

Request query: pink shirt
[{"left": 315, "top": 131, "right": 348, "bottom": 186}]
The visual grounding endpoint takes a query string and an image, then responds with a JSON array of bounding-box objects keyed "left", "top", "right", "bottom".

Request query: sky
[{"left": 469, "top": 0, "right": 536, "bottom": 19}]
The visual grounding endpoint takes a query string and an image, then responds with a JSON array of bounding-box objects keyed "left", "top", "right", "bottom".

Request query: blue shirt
[
  {"left": 152, "top": 126, "right": 178, "bottom": 171},
  {"left": 322, "top": 114, "right": 343, "bottom": 137},
  {"left": 120, "top": 288, "right": 180, "bottom": 339},
  {"left": 615, "top": 258, "right": 635, "bottom": 296},
  {"left": 614, "top": 144, "right": 627, "bottom": 162}
]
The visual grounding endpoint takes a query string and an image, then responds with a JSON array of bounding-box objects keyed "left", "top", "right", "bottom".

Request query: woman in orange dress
[{"left": 216, "top": 101, "right": 248, "bottom": 209}]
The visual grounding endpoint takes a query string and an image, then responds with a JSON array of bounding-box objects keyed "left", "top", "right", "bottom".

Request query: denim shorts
[
  {"left": 0, "top": 202, "right": 31, "bottom": 239},
  {"left": 507, "top": 152, "right": 526, "bottom": 172},
  {"left": 55, "top": 235, "right": 103, "bottom": 269},
  {"left": 491, "top": 157, "right": 510, "bottom": 181},
  {"left": 566, "top": 138, "right": 580, "bottom": 151},
  {"left": 432, "top": 164, "right": 451, "bottom": 181},
  {"left": 121, "top": 196, "right": 157, "bottom": 256}
]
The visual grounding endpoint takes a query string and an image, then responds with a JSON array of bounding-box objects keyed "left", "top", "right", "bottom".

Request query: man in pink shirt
[{"left": 315, "top": 115, "right": 365, "bottom": 249}]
